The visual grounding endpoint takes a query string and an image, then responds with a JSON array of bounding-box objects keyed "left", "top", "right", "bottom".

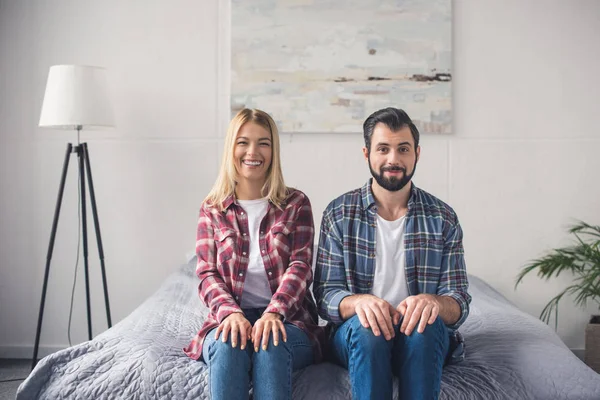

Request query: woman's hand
[
  {"left": 214, "top": 312, "right": 252, "bottom": 350},
  {"left": 252, "top": 312, "right": 287, "bottom": 352}
]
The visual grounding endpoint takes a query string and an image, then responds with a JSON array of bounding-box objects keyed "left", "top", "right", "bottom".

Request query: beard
[{"left": 369, "top": 157, "right": 417, "bottom": 192}]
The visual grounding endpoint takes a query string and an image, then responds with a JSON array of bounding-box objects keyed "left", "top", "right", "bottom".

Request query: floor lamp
[{"left": 33, "top": 65, "right": 115, "bottom": 369}]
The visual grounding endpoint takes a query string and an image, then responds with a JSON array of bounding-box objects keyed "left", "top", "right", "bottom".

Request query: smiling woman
[
  {"left": 204, "top": 109, "right": 287, "bottom": 211},
  {"left": 183, "top": 108, "right": 324, "bottom": 400},
  {"left": 233, "top": 121, "right": 273, "bottom": 198}
]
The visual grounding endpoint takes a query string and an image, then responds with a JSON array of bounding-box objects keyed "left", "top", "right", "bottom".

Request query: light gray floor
[{"left": 0, "top": 359, "right": 29, "bottom": 400}]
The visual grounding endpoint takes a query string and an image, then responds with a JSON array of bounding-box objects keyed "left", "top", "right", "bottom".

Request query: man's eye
[{"left": 400, "top": 147, "right": 409, "bottom": 152}]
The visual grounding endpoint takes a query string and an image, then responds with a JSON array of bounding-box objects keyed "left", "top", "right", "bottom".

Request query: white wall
[{"left": 1, "top": 0, "right": 599, "bottom": 358}]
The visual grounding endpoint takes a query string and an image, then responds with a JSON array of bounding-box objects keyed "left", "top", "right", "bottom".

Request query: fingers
[
  {"left": 230, "top": 323, "right": 239, "bottom": 348},
  {"left": 371, "top": 306, "right": 393, "bottom": 340},
  {"left": 216, "top": 314, "right": 252, "bottom": 349},
  {"left": 404, "top": 302, "right": 424, "bottom": 336},
  {"left": 221, "top": 322, "right": 231, "bottom": 343},
  {"left": 378, "top": 303, "right": 395, "bottom": 340},
  {"left": 239, "top": 324, "right": 248, "bottom": 350},
  {"left": 251, "top": 317, "right": 287, "bottom": 352},
  {"left": 279, "top": 320, "right": 288, "bottom": 343},
  {"left": 400, "top": 300, "right": 415, "bottom": 334},
  {"left": 271, "top": 323, "right": 280, "bottom": 347},
  {"left": 356, "top": 307, "right": 369, "bottom": 329},
  {"left": 252, "top": 322, "right": 262, "bottom": 352},
  {"left": 261, "top": 321, "right": 271, "bottom": 351},
  {"left": 355, "top": 298, "right": 396, "bottom": 340},
  {"left": 417, "top": 304, "right": 433, "bottom": 334},
  {"left": 214, "top": 324, "right": 223, "bottom": 340},
  {"left": 428, "top": 305, "right": 439, "bottom": 325},
  {"left": 391, "top": 304, "right": 401, "bottom": 326},
  {"left": 364, "top": 308, "right": 381, "bottom": 336},
  {"left": 397, "top": 301, "right": 407, "bottom": 317}
]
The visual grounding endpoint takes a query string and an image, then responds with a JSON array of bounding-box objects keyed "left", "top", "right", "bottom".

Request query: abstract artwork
[{"left": 231, "top": 0, "right": 452, "bottom": 134}]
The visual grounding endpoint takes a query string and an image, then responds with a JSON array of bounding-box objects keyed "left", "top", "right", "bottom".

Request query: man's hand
[
  {"left": 252, "top": 312, "right": 287, "bottom": 352},
  {"left": 397, "top": 294, "right": 441, "bottom": 336},
  {"left": 341, "top": 294, "right": 399, "bottom": 340},
  {"left": 214, "top": 312, "right": 252, "bottom": 350}
]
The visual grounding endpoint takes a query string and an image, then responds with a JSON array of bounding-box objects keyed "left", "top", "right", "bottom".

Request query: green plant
[{"left": 515, "top": 221, "right": 600, "bottom": 330}]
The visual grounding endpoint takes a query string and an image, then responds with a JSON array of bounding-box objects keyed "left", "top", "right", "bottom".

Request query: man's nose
[{"left": 387, "top": 149, "right": 402, "bottom": 163}]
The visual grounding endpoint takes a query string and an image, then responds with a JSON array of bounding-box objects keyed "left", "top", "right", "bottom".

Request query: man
[{"left": 314, "top": 107, "right": 471, "bottom": 400}]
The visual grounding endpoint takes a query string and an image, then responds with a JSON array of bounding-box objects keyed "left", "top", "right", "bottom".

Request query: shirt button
[
  {"left": 243, "top": 233, "right": 247, "bottom": 236},
  {"left": 268, "top": 271, "right": 273, "bottom": 276},
  {"left": 262, "top": 250, "right": 266, "bottom": 254},
  {"left": 242, "top": 252, "right": 247, "bottom": 255},
  {"left": 239, "top": 272, "right": 243, "bottom": 276},
  {"left": 241, "top": 212, "right": 244, "bottom": 215},
  {"left": 235, "top": 296, "right": 239, "bottom": 300},
  {"left": 370, "top": 253, "right": 375, "bottom": 258},
  {"left": 260, "top": 231, "right": 264, "bottom": 235}
]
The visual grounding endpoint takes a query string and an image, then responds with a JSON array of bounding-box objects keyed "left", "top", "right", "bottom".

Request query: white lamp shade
[{"left": 39, "top": 65, "right": 115, "bottom": 129}]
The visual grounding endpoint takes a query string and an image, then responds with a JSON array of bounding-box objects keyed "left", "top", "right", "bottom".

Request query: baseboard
[
  {"left": 571, "top": 348, "right": 585, "bottom": 361},
  {"left": 0, "top": 345, "right": 66, "bottom": 360}
]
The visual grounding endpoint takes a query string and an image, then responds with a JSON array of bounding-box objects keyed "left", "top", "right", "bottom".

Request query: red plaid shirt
[{"left": 184, "top": 189, "right": 324, "bottom": 361}]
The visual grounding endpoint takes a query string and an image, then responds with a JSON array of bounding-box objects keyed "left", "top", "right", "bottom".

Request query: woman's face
[{"left": 233, "top": 122, "right": 273, "bottom": 185}]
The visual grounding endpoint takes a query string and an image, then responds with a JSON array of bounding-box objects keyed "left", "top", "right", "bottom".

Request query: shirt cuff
[
  {"left": 327, "top": 290, "right": 353, "bottom": 325},
  {"left": 264, "top": 303, "right": 286, "bottom": 319},
  {"left": 216, "top": 303, "right": 244, "bottom": 323},
  {"left": 440, "top": 292, "right": 469, "bottom": 331}
]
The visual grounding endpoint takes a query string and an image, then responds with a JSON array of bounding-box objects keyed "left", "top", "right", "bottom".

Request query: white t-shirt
[
  {"left": 371, "top": 214, "right": 409, "bottom": 307},
  {"left": 237, "top": 198, "right": 272, "bottom": 308}
]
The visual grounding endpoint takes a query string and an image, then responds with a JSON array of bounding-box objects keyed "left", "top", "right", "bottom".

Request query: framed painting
[{"left": 231, "top": 0, "right": 452, "bottom": 134}]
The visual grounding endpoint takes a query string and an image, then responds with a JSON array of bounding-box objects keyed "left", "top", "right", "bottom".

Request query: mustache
[{"left": 381, "top": 166, "right": 406, "bottom": 172}]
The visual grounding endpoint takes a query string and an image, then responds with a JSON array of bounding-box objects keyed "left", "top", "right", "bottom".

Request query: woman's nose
[{"left": 247, "top": 143, "right": 258, "bottom": 154}]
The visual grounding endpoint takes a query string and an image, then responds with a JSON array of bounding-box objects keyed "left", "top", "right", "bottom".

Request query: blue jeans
[
  {"left": 202, "top": 308, "right": 314, "bottom": 400},
  {"left": 330, "top": 315, "right": 449, "bottom": 400}
]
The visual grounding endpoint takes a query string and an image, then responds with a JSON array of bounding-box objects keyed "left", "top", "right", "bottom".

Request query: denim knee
[
  {"left": 346, "top": 315, "right": 392, "bottom": 354},
  {"left": 253, "top": 335, "right": 291, "bottom": 359},
  {"left": 403, "top": 316, "right": 447, "bottom": 344},
  {"left": 207, "top": 336, "right": 252, "bottom": 366}
]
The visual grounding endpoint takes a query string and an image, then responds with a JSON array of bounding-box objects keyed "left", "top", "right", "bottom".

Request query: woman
[{"left": 184, "top": 108, "right": 323, "bottom": 400}]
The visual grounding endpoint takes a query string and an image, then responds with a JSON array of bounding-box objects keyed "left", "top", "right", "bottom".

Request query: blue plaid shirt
[{"left": 314, "top": 179, "right": 471, "bottom": 363}]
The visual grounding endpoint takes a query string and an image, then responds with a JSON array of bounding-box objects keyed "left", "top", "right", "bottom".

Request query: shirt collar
[
  {"left": 220, "top": 191, "right": 287, "bottom": 211},
  {"left": 361, "top": 178, "right": 418, "bottom": 211},
  {"left": 361, "top": 179, "right": 377, "bottom": 210},
  {"left": 221, "top": 194, "right": 236, "bottom": 210}
]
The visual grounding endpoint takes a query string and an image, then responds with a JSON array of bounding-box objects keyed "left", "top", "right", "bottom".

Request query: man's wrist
[{"left": 339, "top": 294, "right": 363, "bottom": 320}]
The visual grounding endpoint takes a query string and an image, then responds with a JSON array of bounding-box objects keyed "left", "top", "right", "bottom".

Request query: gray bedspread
[{"left": 18, "top": 260, "right": 600, "bottom": 399}]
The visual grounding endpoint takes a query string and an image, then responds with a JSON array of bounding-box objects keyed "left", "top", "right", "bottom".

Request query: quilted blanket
[{"left": 17, "top": 259, "right": 600, "bottom": 399}]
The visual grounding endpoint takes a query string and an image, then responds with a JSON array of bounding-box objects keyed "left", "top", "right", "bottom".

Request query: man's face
[{"left": 363, "top": 123, "right": 420, "bottom": 192}]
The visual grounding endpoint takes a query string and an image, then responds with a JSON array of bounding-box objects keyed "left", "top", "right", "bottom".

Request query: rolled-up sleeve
[
  {"left": 266, "top": 195, "right": 315, "bottom": 319},
  {"left": 196, "top": 205, "right": 242, "bottom": 323},
  {"left": 314, "top": 210, "right": 352, "bottom": 325},
  {"left": 437, "top": 219, "right": 471, "bottom": 330}
]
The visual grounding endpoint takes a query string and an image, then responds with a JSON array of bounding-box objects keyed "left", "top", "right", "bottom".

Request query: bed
[{"left": 17, "top": 258, "right": 600, "bottom": 399}]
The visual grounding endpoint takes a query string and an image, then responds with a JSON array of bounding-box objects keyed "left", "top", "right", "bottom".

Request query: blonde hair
[{"left": 204, "top": 108, "right": 287, "bottom": 211}]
